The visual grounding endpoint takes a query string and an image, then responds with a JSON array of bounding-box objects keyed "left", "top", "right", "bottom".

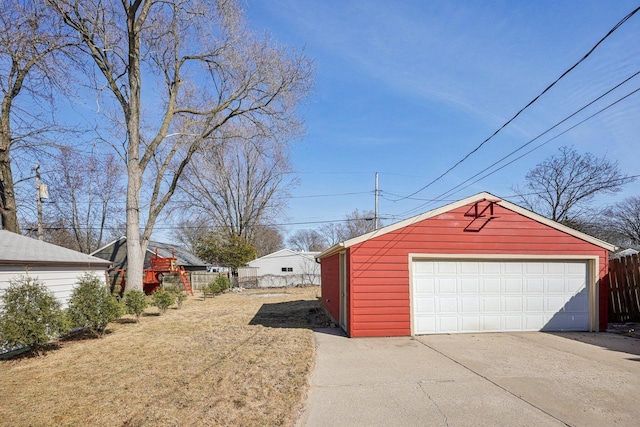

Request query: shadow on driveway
[{"left": 547, "top": 331, "right": 640, "bottom": 358}]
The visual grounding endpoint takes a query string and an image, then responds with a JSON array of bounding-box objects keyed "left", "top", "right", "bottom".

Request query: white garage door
[{"left": 412, "top": 260, "right": 589, "bottom": 334}]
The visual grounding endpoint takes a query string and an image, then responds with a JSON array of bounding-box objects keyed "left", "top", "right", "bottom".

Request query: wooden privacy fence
[{"left": 608, "top": 253, "right": 640, "bottom": 323}]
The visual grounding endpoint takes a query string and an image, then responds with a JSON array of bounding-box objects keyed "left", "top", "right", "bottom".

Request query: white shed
[
  {"left": 0, "top": 231, "right": 112, "bottom": 308},
  {"left": 247, "top": 249, "right": 320, "bottom": 287}
]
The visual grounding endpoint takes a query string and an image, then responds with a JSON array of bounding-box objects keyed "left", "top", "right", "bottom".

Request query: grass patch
[{"left": 0, "top": 287, "right": 326, "bottom": 426}]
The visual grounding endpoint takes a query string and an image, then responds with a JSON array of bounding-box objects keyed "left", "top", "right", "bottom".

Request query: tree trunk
[
  {"left": 125, "top": 161, "right": 144, "bottom": 291},
  {"left": 0, "top": 141, "right": 20, "bottom": 233}
]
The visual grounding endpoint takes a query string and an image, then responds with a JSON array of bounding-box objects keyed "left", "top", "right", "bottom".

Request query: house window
[{"left": 281, "top": 267, "right": 293, "bottom": 272}]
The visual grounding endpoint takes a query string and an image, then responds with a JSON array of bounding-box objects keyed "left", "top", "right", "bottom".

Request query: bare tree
[
  {"left": 251, "top": 224, "right": 284, "bottom": 257},
  {"left": 511, "top": 146, "right": 633, "bottom": 224},
  {"left": 341, "top": 209, "right": 379, "bottom": 240},
  {"left": 603, "top": 196, "right": 640, "bottom": 247},
  {"left": 288, "top": 229, "right": 327, "bottom": 252},
  {"left": 43, "top": 147, "right": 125, "bottom": 253},
  {"left": 0, "top": 1, "right": 73, "bottom": 233},
  {"left": 177, "top": 133, "right": 296, "bottom": 242},
  {"left": 172, "top": 217, "right": 211, "bottom": 254},
  {"left": 317, "top": 222, "right": 344, "bottom": 248},
  {"left": 49, "top": 0, "right": 312, "bottom": 290}
]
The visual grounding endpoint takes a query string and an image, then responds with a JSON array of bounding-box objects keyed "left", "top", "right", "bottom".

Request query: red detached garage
[{"left": 317, "top": 192, "right": 616, "bottom": 337}]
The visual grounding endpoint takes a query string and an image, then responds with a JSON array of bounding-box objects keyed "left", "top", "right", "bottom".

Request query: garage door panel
[
  {"left": 525, "top": 296, "right": 544, "bottom": 311},
  {"left": 504, "top": 263, "right": 524, "bottom": 274},
  {"left": 504, "top": 296, "right": 523, "bottom": 312},
  {"left": 504, "top": 316, "right": 523, "bottom": 330},
  {"left": 525, "top": 278, "right": 544, "bottom": 293},
  {"left": 438, "top": 278, "right": 457, "bottom": 293},
  {"left": 460, "top": 262, "right": 480, "bottom": 274},
  {"left": 439, "top": 316, "right": 458, "bottom": 332},
  {"left": 412, "top": 260, "right": 589, "bottom": 334},
  {"left": 525, "top": 315, "right": 545, "bottom": 329},
  {"left": 482, "top": 278, "right": 501, "bottom": 293},
  {"left": 481, "top": 262, "right": 501, "bottom": 274},
  {"left": 525, "top": 262, "right": 544, "bottom": 274},
  {"left": 461, "top": 296, "right": 480, "bottom": 312},
  {"left": 504, "top": 278, "right": 524, "bottom": 293},
  {"left": 415, "top": 297, "right": 435, "bottom": 312},
  {"left": 437, "top": 262, "right": 457, "bottom": 274},
  {"left": 481, "top": 296, "right": 501, "bottom": 311},
  {"left": 461, "top": 278, "right": 479, "bottom": 293},
  {"left": 482, "top": 316, "right": 501, "bottom": 331},
  {"left": 462, "top": 316, "right": 480, "bottom": 331},
  {"left": 439, "top": 297, "right": 458, "bottom": 313},
  {"left": 415, "top": 277, "right": 435, "bottom": 293}
]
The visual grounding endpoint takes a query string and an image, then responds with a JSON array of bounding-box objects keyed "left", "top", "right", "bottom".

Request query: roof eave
[{"left": 317, "top": 242, "right": 346, "bottom": 259}]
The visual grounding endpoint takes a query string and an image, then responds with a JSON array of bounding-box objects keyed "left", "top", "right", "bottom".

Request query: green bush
[
  {"left": 166, "top": 285, "right": 187, "bottom": 309},
  {"left": 214, "top": 274, "right": 231, "bottom": 292},
  {"left": 0, "top": 275, "right": 67, "bottom": 356},
  {"left": 152, "top": 289, "right": 176, "bottom": 314},
  {"left": 203, "top": 280, "right": 220, "bottom": 295},
  {"left": 67, "top": 273, "right": 124, "bottom": 337},
  {"left": 204, "top": 275, "right": 230, "bottom": 296},
  {"left": 123, "top": 290, "right": 148, "bottom": 322}
]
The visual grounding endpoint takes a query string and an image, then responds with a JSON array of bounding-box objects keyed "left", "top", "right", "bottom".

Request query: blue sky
[{"left": 244, "top": 1, "right": 640, "bottom": 236}]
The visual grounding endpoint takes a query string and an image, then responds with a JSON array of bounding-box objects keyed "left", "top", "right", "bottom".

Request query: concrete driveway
[{"left": 296, "top": 330, "right": 640, "bottom": 427}]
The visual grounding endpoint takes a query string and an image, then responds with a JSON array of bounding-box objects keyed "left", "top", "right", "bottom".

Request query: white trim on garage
[{"left": 408, "top": 254, "right": 599, "bottom": 335}]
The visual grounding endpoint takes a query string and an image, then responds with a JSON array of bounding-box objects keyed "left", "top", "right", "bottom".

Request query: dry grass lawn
[{"left": 0, "top": 287, "right": 328, "bottom": 426}]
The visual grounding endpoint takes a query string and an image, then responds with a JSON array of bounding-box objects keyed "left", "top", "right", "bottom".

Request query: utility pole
[
  {"left": 374, "top": 172, "right": 379, "bottom": 230},
  {"left": 34, "top": 163, "right": 49, "bottom": 241},
  {"left": 35, "top": 163, "right": 43, "bottom": 240}
]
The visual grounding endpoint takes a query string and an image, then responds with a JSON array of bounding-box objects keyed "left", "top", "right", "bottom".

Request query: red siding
[
  {"left": 346, "top": 203, "right": 609, "bottom": 337},
  {"left": 320, "top": 253, "right": 340, "bottom": 324}
]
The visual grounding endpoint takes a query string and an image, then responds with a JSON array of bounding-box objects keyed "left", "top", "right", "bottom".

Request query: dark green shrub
[
  {"left": 123, "top": 290, "right": 148, "bottom": 322},
  {"left": 67, "top": 273, "right": 123, "bottom": 337},
  {"left": 214, "top": 274, "right": 230, "bottom": 292},
  {"left": 0, "top": 276, "right": 67, "bottom": 356},
  {"left": 203, "top": 280, "right": 221, "bottom": 295},
  {"left": 152, "top": 289, "right": 176, "bottom": 314},
  {"left": 166, "top": 285, "right": 187, "bottom": 308}
]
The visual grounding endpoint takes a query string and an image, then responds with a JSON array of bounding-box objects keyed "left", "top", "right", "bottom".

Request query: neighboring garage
[{"left": 317, "top": 192, "right": 616, "bottom": 337}]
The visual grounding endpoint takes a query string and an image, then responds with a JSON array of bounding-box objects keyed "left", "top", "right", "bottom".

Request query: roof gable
[
  {"left": 318, "top": 192, "right": 616, "bottom": 258},
  {"left": 0, "top": 231, "right": 112, "bottom": 266},
  {"left": 91, "top": 237, "right": 208, "bottom": 267},
  {"left": 249, "top": 249, "right": 320, "bottom": 264}
]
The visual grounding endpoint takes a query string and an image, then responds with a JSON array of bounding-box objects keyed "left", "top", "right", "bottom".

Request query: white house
[
  {"left": 0, "top": 231, "right": 112, "bottom": 308},
  {"left": 247, "top": 249, "right": 320, "bottom": 288}
]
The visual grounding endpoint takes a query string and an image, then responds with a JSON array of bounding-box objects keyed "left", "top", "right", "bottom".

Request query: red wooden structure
[
  {"left": 143, "top": 248, "right": 194, "bottom": 295},
  {"left": 109, "top": 248, "right": 194, "bottom": 296}
]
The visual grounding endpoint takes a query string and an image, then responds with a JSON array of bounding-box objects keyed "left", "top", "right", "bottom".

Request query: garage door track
[{"left": 297, "top": 330, "right": 640, "bottom": 426}]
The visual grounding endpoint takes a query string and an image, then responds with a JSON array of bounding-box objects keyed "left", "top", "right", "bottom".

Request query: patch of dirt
[{"left": 607, "top": 323, "right": 640, "bottom": 339}]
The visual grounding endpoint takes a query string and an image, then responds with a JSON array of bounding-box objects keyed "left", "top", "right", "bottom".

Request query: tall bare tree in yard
[
  {"left": 511, "top": 146, "right": 633, "bottom": 225},
  {"left": 0, "top": 1, "right": 72, "bottom": 233},
  {"left": 177, "top": 133, "right": 296, "bottom": 242},
  {"left": 251, "top": 224, "right": 284, "bottom": 257},
  {"left": 45, "top": 147, "right": 125, "bottom": 253},
  {"left": 288, "top": 229, "right": 326, "bottom": 252},
  {"left": 603, "top": 196, "right": 640, "bottom": 246},
  {"left": 49, "top": 0, "right": 312, "bottom": 290}
]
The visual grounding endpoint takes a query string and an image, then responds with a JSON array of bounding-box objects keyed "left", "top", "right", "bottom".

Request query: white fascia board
[{"left": 318, "top": 191, "right": 616, "bottom": 256}]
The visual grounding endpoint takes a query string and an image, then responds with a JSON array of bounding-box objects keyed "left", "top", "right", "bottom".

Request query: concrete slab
[
  {"left": 298, "top": 330, "right": 565, "bottom": 426},
  {"left": 417, "top": 332, "right": 640, "bottom": 427}
]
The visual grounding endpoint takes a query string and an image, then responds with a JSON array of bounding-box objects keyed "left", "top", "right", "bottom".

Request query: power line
[
  {"left": 391, "top": 84, "right": 640, "bottom": 219},
  {"left": 397, "top": 5, "right": 640, "bottom": 202}
]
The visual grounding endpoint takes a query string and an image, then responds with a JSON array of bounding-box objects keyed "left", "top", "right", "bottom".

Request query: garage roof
[
  {"left": 318, "top": 192, "right": 617, "bottom": 258},
  {"left": 0, "top": 230, "right": 112, "bottom": 266}
]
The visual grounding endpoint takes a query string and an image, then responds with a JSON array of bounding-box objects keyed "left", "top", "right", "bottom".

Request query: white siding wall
[
  {"left": 0, "top": 265, "right": 109, "bottom": 308},
  {"left": 248, "top": 251, "right": 320, "bottom": 287}
]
